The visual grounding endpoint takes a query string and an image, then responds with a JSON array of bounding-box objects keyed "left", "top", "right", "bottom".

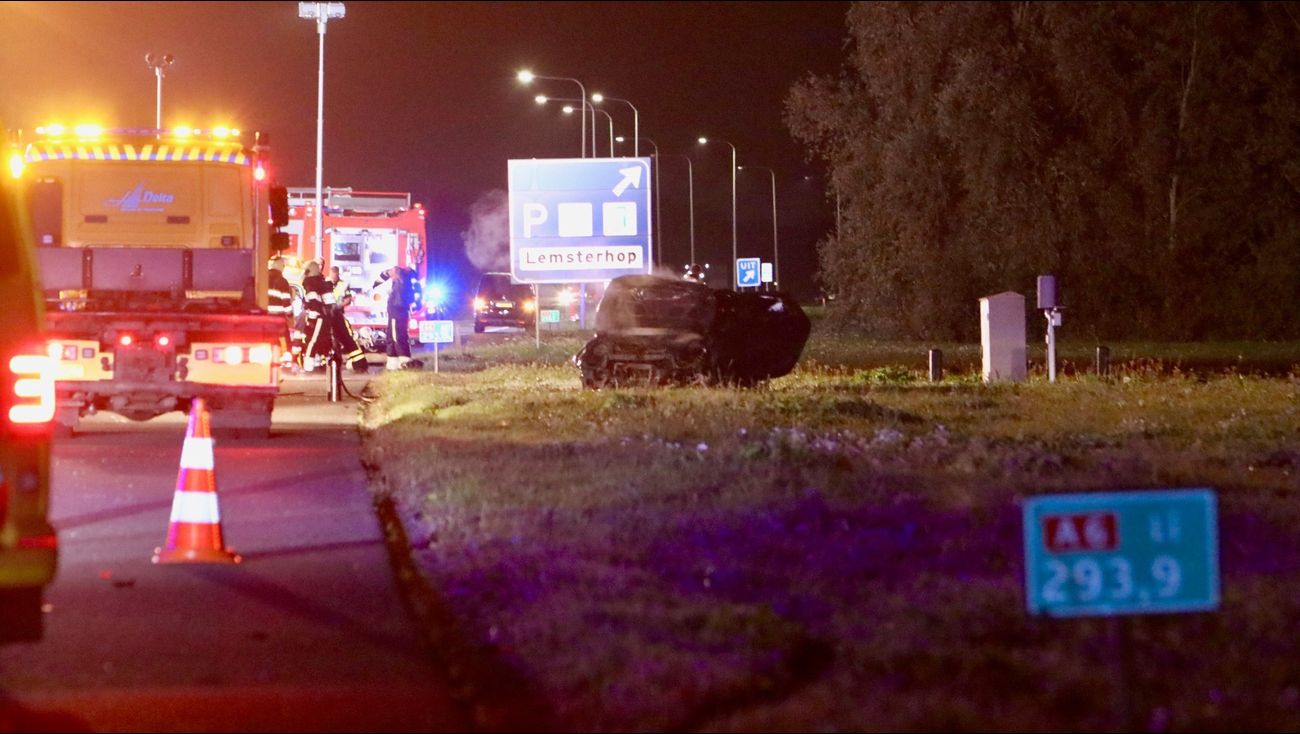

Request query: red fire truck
[{"left": 281, "top": 187, "right": 427, "bottom": 352}]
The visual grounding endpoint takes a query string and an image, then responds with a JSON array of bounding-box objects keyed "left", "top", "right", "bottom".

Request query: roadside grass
[{"left": 362, "top": 332, "right": 1300, "bottom": 731}]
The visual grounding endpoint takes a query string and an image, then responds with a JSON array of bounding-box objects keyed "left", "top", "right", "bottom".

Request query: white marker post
[{"left": 1038, "top": 275, "right": 1061, "bottom": 383}]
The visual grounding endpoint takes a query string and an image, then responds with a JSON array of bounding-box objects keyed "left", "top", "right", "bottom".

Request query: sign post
[
  {"left": 419, "top": 319, "right": 455, "bottom": 373},
  {"left": 1023, "top": 488, "right": 1219, "bottom": 728},
  {"left": 1023, "top": 488, "right": 1219, "bottom": 617},
  {"left": 736, "top": 257, "right": 761, "bottom": 289},
  {"left": 508, "top": 157, "right": 653, "bottom": 285}
]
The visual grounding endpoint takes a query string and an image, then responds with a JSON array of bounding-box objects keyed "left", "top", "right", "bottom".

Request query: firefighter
[
  {"left": 301, "top": 260, "right": 334, "bottom": 372},
  {"left": 267, "top": 257, "right": 296, "bottom": 373},
  {"left": 326, "top": 266, "right": 368, "bottom": 373},
  {"left": 289, "top": 289, "right": 307, "bottom": 372},
  {"left": 373, "top": 265, "right": 419, "bottom": 370}
]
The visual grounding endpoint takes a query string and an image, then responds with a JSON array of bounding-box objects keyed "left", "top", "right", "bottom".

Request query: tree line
[{"left": 786, "top": 2, "right": 1299, "bottom": 340}]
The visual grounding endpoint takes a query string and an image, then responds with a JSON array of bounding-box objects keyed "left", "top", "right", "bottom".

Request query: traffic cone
[{"left": 152, "top": 398, "right": 241, "bottom": 564}]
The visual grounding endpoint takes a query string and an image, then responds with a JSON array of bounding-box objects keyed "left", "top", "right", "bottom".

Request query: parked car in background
[{"left": 472, "top": 272, "right": 536, "bottom": 333}]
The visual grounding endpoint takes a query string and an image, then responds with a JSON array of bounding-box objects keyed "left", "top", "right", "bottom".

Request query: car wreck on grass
[{"left": 574, "top": 274, "right": 811, "bottom": 388}]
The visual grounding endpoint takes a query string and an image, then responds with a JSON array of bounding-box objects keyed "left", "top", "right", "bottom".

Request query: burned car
[{"left": 574, "top": 274, "right": 811, "bottom": 388}]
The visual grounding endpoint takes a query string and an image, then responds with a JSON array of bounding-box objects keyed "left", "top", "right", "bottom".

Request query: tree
[{"left": 787, "top": 1, "right": 1300, "bottom": 340}]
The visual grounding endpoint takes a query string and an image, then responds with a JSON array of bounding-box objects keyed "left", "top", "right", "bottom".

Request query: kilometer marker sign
[{"left": 1022, "top": 488, "right": 1220, "bottom": 617}]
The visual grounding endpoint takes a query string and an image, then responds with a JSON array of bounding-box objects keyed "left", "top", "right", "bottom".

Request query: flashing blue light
[{"left": 426, "top": 281, "right": 448, "bottom": 307}]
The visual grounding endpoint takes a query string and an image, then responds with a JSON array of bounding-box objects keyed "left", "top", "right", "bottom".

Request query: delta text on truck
[{"left": 7, "top": 123, "right": 291, "bottom": 438}]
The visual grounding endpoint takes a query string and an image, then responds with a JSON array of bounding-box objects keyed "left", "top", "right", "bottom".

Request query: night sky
[{"left": 0, "top": 1, "right": 850, "bottom": 297}]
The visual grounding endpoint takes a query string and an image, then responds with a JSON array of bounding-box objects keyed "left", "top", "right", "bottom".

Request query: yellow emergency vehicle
[
  {"left": 8, "top": 123, "right": 289, "bottom": 437},
  {"left": 0, "top": 146, "right": 58, "bottom": 641}
]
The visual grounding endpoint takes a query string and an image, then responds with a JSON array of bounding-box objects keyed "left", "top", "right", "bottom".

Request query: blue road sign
[
  {"left": 1023, "top": 488, "right": 1219, "bottom": 617},
  {"left": 508, "top": 157, "right": 653, "bottom": 284},
  {"left": 736, "top": 257, "right": 761, "bottom": 288}
]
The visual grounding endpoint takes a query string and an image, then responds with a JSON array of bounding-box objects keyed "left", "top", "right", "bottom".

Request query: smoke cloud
[
  {"left": 461, "top": 189, "right": 510, "bottom": 271},
  {"left": 459, "top": 190, "right": 695, "bottom": 285}
]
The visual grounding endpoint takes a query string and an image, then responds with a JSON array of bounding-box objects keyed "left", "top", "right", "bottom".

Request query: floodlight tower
[
  {"left": 144, "top": 52, "right": 175, "bottom": 133},
  {"left": 298, "top": 2, "right": 346, "bottom": 263}
]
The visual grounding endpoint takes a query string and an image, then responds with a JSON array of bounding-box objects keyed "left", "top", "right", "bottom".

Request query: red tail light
[{"left": 8, "top": 349, "right": 56, "bottom": 426}]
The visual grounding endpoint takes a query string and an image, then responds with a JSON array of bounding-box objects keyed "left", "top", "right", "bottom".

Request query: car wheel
[{"left": 473, "top": 321, "right": 485, "bottom": 333}]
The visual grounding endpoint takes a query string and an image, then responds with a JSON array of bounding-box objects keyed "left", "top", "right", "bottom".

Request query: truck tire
[{"left": 0, "top": 588, "right": 44, "bottom": 642}]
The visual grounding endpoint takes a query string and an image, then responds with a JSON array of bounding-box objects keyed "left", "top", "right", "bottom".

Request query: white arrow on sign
[{"left": 612, "top": 166, "right": 644, "bottom": 197}]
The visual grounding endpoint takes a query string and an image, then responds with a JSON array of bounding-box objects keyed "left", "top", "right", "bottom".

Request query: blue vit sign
[
  {"left": 1022, "top": 488, "right": 1219, "bottom": 617},
  {"left": 508, "top": 157, "right": 653, "bottom": 284},
  {"left": 736, "top": 257, "right": 761, "bottom": 288}
]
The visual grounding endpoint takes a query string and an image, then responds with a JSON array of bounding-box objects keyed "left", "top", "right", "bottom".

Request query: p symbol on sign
[{"left": 523, "top": 203, "right": 548, "bottom": 238}]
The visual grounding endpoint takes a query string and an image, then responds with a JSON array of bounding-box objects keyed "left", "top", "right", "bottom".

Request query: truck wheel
[{"left": 0, "top": 588, "right": 45, "bottom": 642}]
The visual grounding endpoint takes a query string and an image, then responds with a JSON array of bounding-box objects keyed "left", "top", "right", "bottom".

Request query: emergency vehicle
[
  {"left": 7, "top": 123, "right": 288, "bottom": 438},
  {"left": 1, "top": 144, "right": 58, "bottom": 640},
  {"left": 282, "top": 187, "right": 427, "bottom": 352}
]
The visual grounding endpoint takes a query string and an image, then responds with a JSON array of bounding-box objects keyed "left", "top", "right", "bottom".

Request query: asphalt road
[{"left": 0, "top": 374, "right": 468, "bottom": 732}]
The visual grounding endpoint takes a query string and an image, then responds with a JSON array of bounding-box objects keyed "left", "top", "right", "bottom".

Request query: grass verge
[{"left": 361, "top": 332, "right": 1300, "bottom": 731}]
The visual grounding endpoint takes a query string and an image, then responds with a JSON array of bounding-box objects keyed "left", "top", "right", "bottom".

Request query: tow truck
[{"left": 8, "top": 123, "right": 289, "bottom": 438}]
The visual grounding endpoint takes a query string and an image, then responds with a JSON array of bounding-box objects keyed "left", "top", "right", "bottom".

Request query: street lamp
[
  {"left": 144, "top": 53, "right": 174, "bottom": 133},
  {"left": 698, "top": 137, "right": 738, "bottom": 290},
  {"left": 591, "top": 93, "right": 638, "bottom": 157},
  {"left": 561, "top": 104, "right": 614, "bottom": 157},
  {"left": 637, "top": 137, "right": 662, "bottom": 267},
  {"left": 551, "top": 100, "right": 616, "bottom": 155},
  {"left": 739, "top": 165, "right": 779, "bottom": 290},
  {"left": 517, "top": 70, "right": 587, "bottom": 158},
  {"left": 298, "top": 1, "right": 345, "bottom": 264},
  {"left": 623, "top": 138, "right": 695, "bottom": 268},
  {"left": 676, "top": 154, "right": 696, "bottom": 268},
  {"left": 535, "top": 95, "right": 598, "bottom": 156}
]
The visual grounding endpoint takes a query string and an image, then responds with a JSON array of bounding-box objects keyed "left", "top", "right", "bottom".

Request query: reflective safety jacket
[
  {"left": 268, "top": 269, "right": 294, "bottom": 317},
  {"left": 302, "top": 273, "right": 335, "bottom": 322},
  {"left": 302, "top": 273, "right": 335, "bottom": 359}
]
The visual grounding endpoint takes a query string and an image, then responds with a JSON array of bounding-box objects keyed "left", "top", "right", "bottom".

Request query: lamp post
[
  {"left": 739, "top": 165, "right": 779, "bottom": 290},
  {"left": 616, "top": 136, "right": 691, "bottom": 266},
  {"left": 591, "top": 93, "right": 638, "bottom": 157},
  {"left": 698, "top": 137, "right": 737, "bottom": 290},
  {"left": 535, "top": 95, "right": 601, "bottom": 156},
  {"left": 640, "top": 138, "right": 662, "bottom": 267},
  {"left": 518, "top": 70, "right": 587, "bottom": 158},
  {"left": 144, "top": 53, "right": 174, "bottom": 133},
  {"left": 565, "top": 105, "right": 614, "bottom": 157},
  {"left": 675, "top": 154, "right": 695, "bottom": 267},
  {"left": 298, "top": 2, "right": 345, "bottom": 265}
]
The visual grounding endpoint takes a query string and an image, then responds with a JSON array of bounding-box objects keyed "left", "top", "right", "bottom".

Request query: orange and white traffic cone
[{"left": 152, "top": 398, "right": 241, "bottom": 564}]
